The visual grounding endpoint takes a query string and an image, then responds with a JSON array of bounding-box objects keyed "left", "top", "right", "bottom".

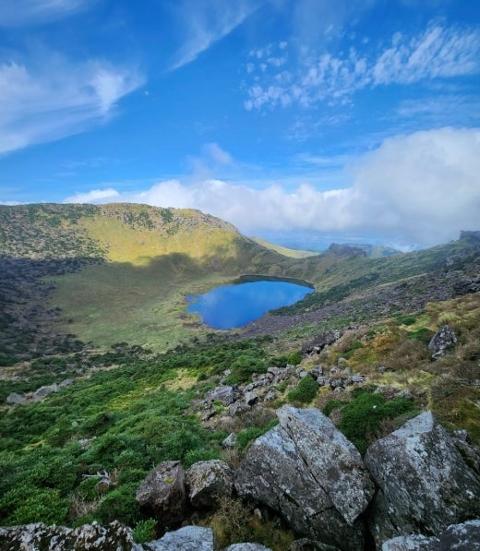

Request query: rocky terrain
[
  {"left": 2, "top": 407, "right": 479, "bottom": 550},
  {"left": 1, "top": 205, "right": 479, "bottom": 550}
]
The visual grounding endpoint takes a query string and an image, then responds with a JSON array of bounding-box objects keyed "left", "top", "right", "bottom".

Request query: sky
[{"left": 0, "top": 0, "right": 479, "bottom": 249}]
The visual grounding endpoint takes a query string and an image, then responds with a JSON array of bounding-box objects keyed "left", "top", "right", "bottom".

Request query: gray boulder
[
  {"left": 0, "top": 521, "right": 136, "bottom": 550},
  {"left": 206, "top": 385, "right": 238, "bottom": 405},
  {"left": 222, "top": 432, "right": 237, "bottom": 448},
  {"left": 136, "top": 461, "right": 186, "bottom": 525},
  {"left": 381, "top": 534, "right": 438, "bottom": 551},
  {"left": 31, "top": 383, "right": 60, "bottom": 402},
  {"left": 6, "top": 392, "right": 26, "bottom": 405},
  {"left": 428, "top": 325, "right": 457, "bottom": 359},
  {"left": 236, "top": 406, "right": 374, "bottom": 550},
  {"left": 224, "top": 544, "right": 272, "bottom": 551},
  {"left": 143, "top": 525, "right": 214, "bottom": 551},
  {"left": 381, "top": 519, "right": 480, "bottom": 550},
  {"left": 186, "top": 459, "right": 233, "bottom": 508},
  {"left": 365, "top": 411, "right": 480, "bottom": 545}
]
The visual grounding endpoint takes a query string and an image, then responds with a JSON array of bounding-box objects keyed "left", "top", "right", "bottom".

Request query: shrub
[
  {"left": 338, "top": 390, "right": 416, "bottom": 453},
  {"left": 133, "top": 518, "right": 157, "bottom": 544},
  {"left": 287, "top": 376, "right": 319, "bottom": 404},
  {"left": 396, "top": 314, "right": 417, "bottom": 326},
  {"left": 323, "top": 398, "right": 346, "bottom": 417},
  {"left": 225, "top": 354, "right": 267, "bottom": 384}
]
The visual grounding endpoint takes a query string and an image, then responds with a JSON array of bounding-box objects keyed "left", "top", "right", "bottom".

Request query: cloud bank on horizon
[{"left": 65, "top": 127, "right": 480, "bottom": 247}]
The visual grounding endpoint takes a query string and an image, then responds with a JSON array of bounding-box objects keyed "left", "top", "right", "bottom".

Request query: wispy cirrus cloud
[
  {"left": 0, "top": 0, "right": 93, "bottom": 27},
  {"left": 0, "top": 53, "right": 144, "bottom": 155},
  {"left": 244, "top": 22, "right": 480, "bottom": 110},
  {"left": 170, "top": 0, "right": 261, "bottom": 71}
]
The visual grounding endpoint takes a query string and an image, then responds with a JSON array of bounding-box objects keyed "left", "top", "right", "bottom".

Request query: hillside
[
  {"left": 250, "top": 237, "right": 318, "bottom": 259},
  {"left": 1, "top": 203, "right": 480, "bottom": 549}
]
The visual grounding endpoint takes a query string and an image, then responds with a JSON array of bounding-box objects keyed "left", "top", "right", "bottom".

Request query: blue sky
[{"left": 1, "top": 0, "right": 479, "bottom": 247}]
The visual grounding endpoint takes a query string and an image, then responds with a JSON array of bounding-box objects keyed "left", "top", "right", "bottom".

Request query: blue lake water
[{"left": 187, "top": 279, "right": 313, "bottom": 329}]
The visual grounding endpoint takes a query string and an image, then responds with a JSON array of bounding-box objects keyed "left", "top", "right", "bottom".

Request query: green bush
[
  {"left": 133, "top": 518, "right": 157, "bottom": 543},
  {"left": 407, "top": 327, "right": 433, "bottom": 344},
  {"left": 2, "top": 487, "right": 68, "bottom": 525},
  {"left": 287, "top": 376, "right": 319, "bottom": 404},
  {"left": 338, "top": 390, "right": 416, "bottom": 453},
  {"left": 225, "top": 353, "right": 267, "bottom": 384},
  {"left": 396, "top": 314, "right": 417, "bottom": 326},
  {"left": 322, "top": 399, "right": 346, "bottom": 417}
]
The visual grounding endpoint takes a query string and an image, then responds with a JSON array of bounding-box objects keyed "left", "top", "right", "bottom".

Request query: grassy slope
[
  {"left": 250, "top": 237, "right": 318, "bottom": 259},
  {"left": 1, "top": 203, "right": 476, "bottom": 350}
]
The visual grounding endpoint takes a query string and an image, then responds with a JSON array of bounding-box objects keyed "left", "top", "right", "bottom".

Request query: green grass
[
  {"left": 0, "top": 338, "right": 272, "bottom": 527},
  {"left": 287, "top": 376, "right": 319, "bottom": 404}
]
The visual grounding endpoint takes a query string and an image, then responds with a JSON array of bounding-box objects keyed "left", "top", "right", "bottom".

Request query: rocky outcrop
[
  {"left": 381, "top": 519, "right": 480, "bottom": 550},
  {"left": 186, "top": 459, "right": 233, "bottom": 508},
  {"left": 143, "top": 526, "right": 214, "bottom": 551},
  {"left": 199, "top": 363, "right": 364, "bottom": 423},
  {"left": 236, "top": 406, "right": 374, "bottom": 551},
  {"left": 136, "top": 461, "right": 186, "bottom": 526},
  {"left": 302, "top": 331, "right": 342, "bottom": 355},
  {"left": 5, "top": 379, "right": 74, "bottom": 405},
  {"left": 365, "top": 411, "right": 480, "bottom": 545},
  {"left": 0, "top": 520, "right": 136, "bottom": 550},
  {"left": 428, "top": 325, "right": 457, "bottom": 360}
]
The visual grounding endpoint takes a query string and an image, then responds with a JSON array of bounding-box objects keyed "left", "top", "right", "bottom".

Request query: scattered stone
[
  {"left": 236, "top": 406, "right": 374, "bottom": 550},
  {"left": 365, "top": 411, "right": 480, "bottom": 546},
  {"left": 0, "top": 521, "right": 135, "bottom": 550},
  {"left": 205, "top": 385, "right": 238, "bottom": 405},
  {"left": 244, "top": 390, "right": 259, "bottom": 406},
  {"left": 381, "top": 519, "right": 480, "bottom": 550},
  {"left": 186, "top": 459, "right": 233, "bottom": 508},
  {"left": 6, "top": 392, "right": 26, "bottom": 405},
  {"left": 222, "top": 432, "right": 237, "bottom": 448},
  {"left": 381, "top": 534, "right": 438, "bottom": 550},
  {"left": 428, "top": 325, "right": 457, "bottom": 360},
  {"left": 302, "top": 331, "right": 342, "bottom": 355},
  {"left": 143, "top": 525, "right": 214, "bottom": 551},
  {"left": 452, "top": 429, "right": 480, "bottom": 473},
  {"left": 136, "top": 461, "right": 186, "bottom": 525}
]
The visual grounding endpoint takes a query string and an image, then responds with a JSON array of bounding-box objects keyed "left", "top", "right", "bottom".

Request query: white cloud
[
  {"left": 64, "top": 187, "right": 120, "bottom": 203},
  {"left": 0, "top": 54, "right": 144, "bottom": 154},
  {"left": 66, "top": 128, "right": 480, "bottom": 246},
  {"left": 0, "top": 0, "right": 92, "bottom": 27},
  {"left": 170, "top": 0, "right": 260, "bottom": 70},
  {"left": 244, "top": 23, "right": 480, "bottom": 110}
]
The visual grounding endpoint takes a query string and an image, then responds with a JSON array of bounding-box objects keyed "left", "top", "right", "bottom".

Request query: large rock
[
  {"left": 381, "top": 519, "right": 480, "bottom": 550},
  {"left": 428, "top": 325, "right": 457, "bottom": 359},
  {"left": 205, "top": 385, "right": 238, "bottom": 405},
  {"left": 365, "top": 412, "right": 480, "bottom": 545},
  {"left": 6, "top": 392, "right": 26, "bottom": 405},
  {"left": 143, "top": 526, "right": 214, "bottom": 551},
  {"left": 0, "top": 521, "right": 136, "bottom": 550},
  {"left": 136, "top": 461, "right": 186, "bottom": 526},
  {"left": 235, "top": 406, "right": 374, "bottom": 550},
  {"left": 186, "top": 459, "right": 233, "bottom": 508}
]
